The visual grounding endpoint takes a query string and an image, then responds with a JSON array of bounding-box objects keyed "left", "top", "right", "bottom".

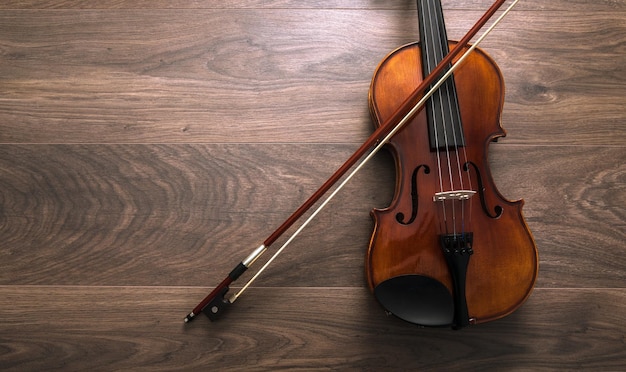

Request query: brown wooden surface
[{"left": 1, "top": 1, "right": 624, "bottom": 370}]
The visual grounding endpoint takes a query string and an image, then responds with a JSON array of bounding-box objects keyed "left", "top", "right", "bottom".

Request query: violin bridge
[{"left": 433, "top": 190, "right": 476, "bottom": 202}]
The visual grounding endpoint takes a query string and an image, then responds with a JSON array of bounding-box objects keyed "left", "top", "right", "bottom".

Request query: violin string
[
  {"left": 230, "top": 0, "right": 521, "bottom": 302},
  {"left": 420, "top": 0, "right": 443, "bottom": 193},
  {"left": 430, "top": 0, "right": 476, "bottom": 236},
  {"left": 428, "top": 0, "right": 457, "bottom": 235},
  {"left": 432, "top": 0, "right": 455, "bottom": 188},
  {"left": 436, "top": 0, "right": 466, "bottom": 235},
  {"left": 439, "top": 6, "right": 474, "bottom": 236},
  {"left": 437, "top": 0, "right": 468, "bottom": 236},
  {"left": 420, "top": 0, "right": 448, "bottom": 233}
]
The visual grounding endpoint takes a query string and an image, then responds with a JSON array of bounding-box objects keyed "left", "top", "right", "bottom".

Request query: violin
[
  {"left": 366, "top": 0, "right": 538, "bottom": 328},
  {"left": 184, "top": 0, "right": 538, "bottom": 329}
]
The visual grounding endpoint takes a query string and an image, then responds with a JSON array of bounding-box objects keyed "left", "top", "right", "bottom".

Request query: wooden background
[{"left": 1, "top": 0, "right": 624, "bottom": 370}]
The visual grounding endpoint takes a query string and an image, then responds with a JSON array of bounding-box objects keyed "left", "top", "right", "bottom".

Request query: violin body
[{"left": 366, "top": 41, "right": 538, "bottom": 328}]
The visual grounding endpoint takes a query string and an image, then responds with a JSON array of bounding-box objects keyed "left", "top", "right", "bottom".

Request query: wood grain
[
  {"left": 1, "top": 286, "right": 625, "bottom": 371},
  {"left": 0, "top": 0, "right": 624, "bottom": 10},
  {"left": 0, "top": 0, "right": 624, "bottom": 370},
  {"left": 1, "top": 145, "right": 623, "bottom": 288},
  {"left": 0, "top": 7, "right": 623, "bottom": 144}
]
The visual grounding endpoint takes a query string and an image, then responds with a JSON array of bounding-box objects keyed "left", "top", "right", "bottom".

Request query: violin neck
[{"left": 417, "top": 0, "right": 466, "bottom": 151}]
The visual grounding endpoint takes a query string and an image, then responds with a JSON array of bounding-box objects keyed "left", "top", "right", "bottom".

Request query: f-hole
[
  {"left": 396, "top": 164, "right": 430, "bottom": 225},
  {"left": 464, "top": 161, "right": 503, "bottom": 218}
]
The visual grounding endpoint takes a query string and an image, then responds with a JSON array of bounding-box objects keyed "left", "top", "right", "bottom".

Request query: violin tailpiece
[{"left": 441, "top": 233, "right": 474, "bottom": 329}]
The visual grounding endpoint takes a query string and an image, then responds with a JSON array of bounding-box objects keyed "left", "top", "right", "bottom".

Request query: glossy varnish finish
[
  {"left": 367, "top": 42, "right": 538, "bottom": 325},
  {"left": 0, "top": 1, "right": 624, "bottom": 370}
]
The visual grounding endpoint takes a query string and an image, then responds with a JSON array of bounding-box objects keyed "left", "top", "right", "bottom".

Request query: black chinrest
[{"left": 374, "top": 274, "right": 454, "bottom": 327}]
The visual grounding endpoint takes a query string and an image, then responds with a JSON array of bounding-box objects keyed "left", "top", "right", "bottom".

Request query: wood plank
[
  {"left": 0, "top": 0, "right": 623, "bottom": 11},
  {"left": 0, "top": 144, "right": 387, "bottom": 287},
  {"left": 0, "top": 9, "right": 623, "bottom": 144},
  {"left": 1, "top": 144, "right": 624, "bottom": 288},
  {"left": 0, "top": 286, "right": 624, "bottom": 371}
]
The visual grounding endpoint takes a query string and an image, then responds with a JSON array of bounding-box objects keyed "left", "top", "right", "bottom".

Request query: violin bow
[{"left": 184, "top": 0, "right": 520, "bottom": 323}]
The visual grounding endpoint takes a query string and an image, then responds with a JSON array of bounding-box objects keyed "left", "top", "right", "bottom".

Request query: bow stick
[{"left": 184, "top": 0, "right": 519, "bottom": 323}]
